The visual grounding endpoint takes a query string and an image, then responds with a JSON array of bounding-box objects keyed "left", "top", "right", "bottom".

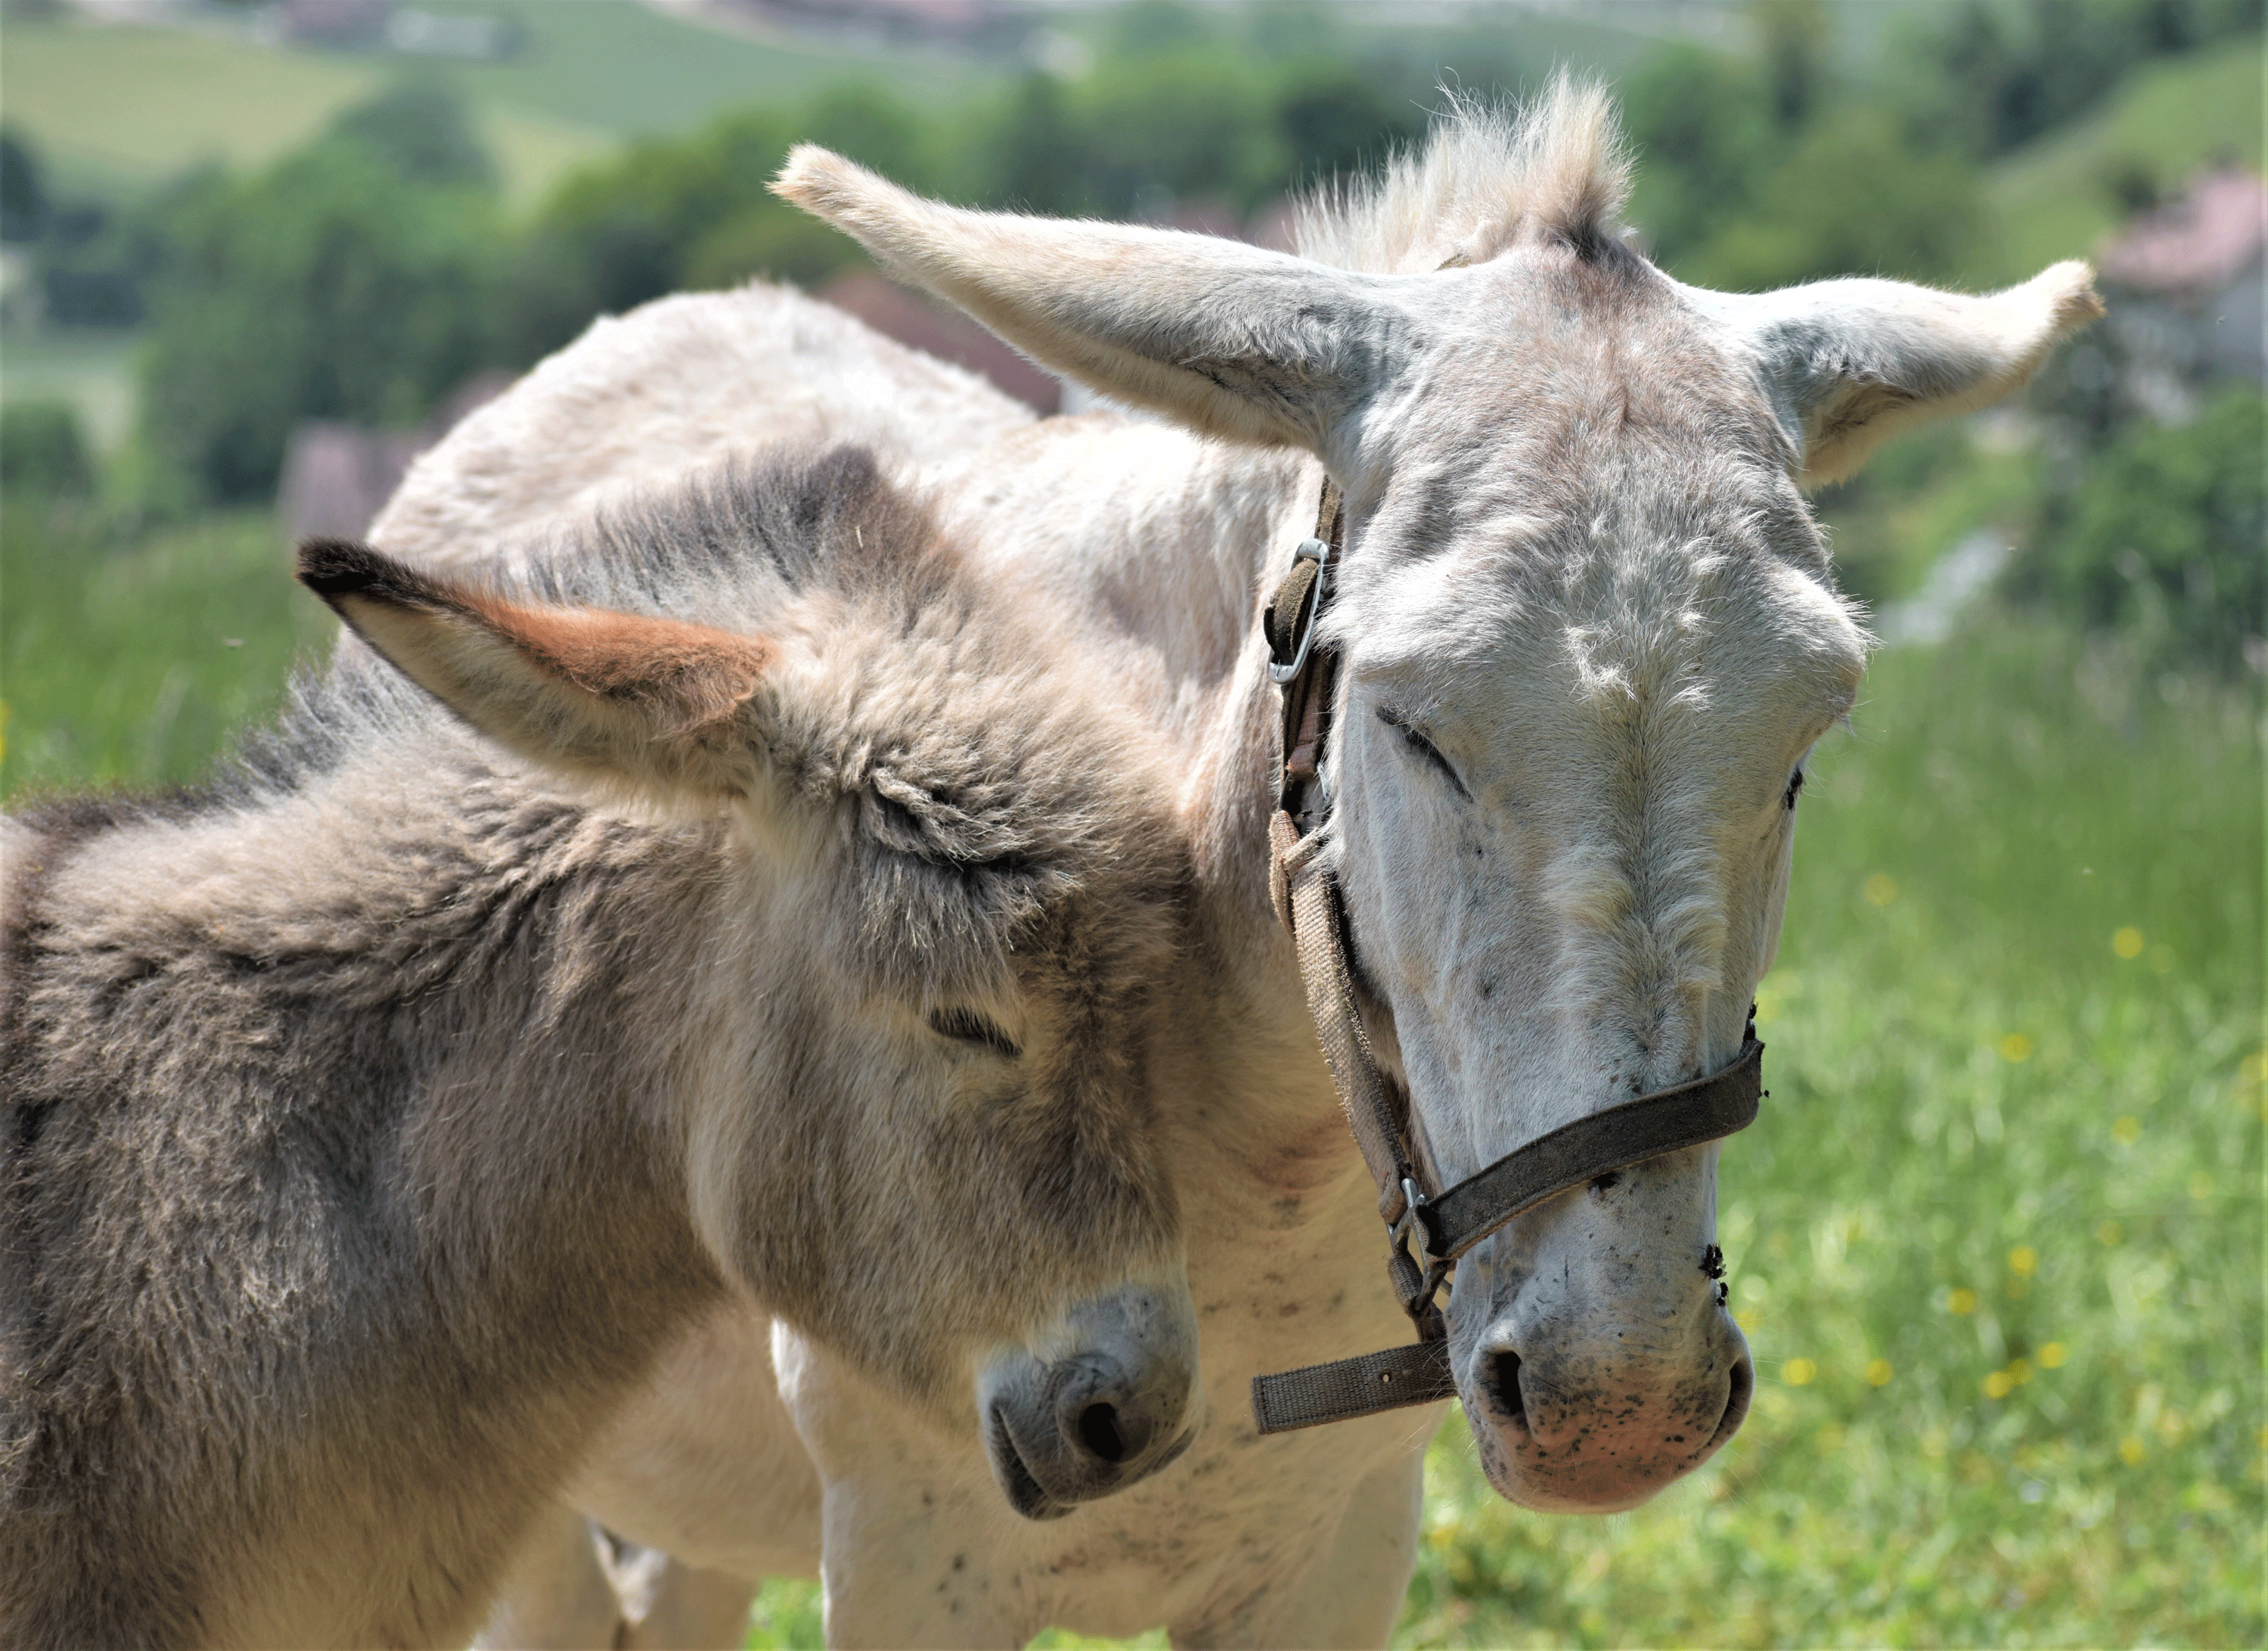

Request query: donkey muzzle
[{"left": 976, "top": 1283, "right": 1199, "bottom": 1519}]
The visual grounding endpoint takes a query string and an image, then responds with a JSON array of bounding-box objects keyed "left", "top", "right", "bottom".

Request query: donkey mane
[{"left": 1293, "top": 76, "right": 1632, "bottom": 274}]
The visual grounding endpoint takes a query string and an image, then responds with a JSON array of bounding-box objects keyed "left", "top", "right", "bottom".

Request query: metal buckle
[
  {"left": 1389, "top": 1175, "right": 1424, "bottom": 1249},
  {"left": 1392, "top": 1173, "right": 1452, "bottom": 1264},
  {"left": 1267, "top": 538, "right": 1331, "bottom": 685}
]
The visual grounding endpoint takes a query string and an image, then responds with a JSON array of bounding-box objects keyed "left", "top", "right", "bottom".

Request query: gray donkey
[{"left": 0, "top": 451, "right": 1210, "bottom": 1648}]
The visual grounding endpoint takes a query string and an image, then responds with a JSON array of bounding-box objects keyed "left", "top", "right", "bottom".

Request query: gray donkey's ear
[
  {"left": 1703, "top": 260, "right": 2103, "bottom": 487},
  {"left": 299, "top": 540, "right": 771, "bottom": 799},
  {"left": 773, "top": 146, "right": 1392, "bottom": 452}
]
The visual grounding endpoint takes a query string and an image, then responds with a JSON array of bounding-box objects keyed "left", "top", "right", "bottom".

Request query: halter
[{"left": 1249, "top": 481, "right": 1767, "bottom": 1435}]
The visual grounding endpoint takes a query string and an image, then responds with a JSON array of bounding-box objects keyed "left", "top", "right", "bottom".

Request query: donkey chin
[
  {"left": 974, "top": 1282, "right": 1202, "bottom": 1519},
  {"left": 1450, "top": 1223, "right": 1755, "bottom": 1513}
]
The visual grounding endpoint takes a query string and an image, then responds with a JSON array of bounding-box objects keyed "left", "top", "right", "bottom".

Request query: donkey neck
[
  {"left": 933, "top": 421, "right": 1342, "bottom": 1124},
  {"left": 2, "top": 722, "right": 733, "bottom": 1646}
]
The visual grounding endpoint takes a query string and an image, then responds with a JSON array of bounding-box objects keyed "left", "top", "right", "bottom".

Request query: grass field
[
  {"left": 0, "top": 505, "right": 333, "bottom": 793},
  {"left": 0, "top": 323, "right": 140, "bottom": 453},
  {"left": 0, "top": 14, "right": 616, "bottom": 206},
  {"left": 2, "top": 502, "right": 2258, "bottom": 1648}
]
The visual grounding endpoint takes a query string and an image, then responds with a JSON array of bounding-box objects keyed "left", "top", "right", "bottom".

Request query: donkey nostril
[
  {"left": 1484, "top": 1351, "right": 1527, "bottom": 1429},
  {"left": 1710, "top": 1358, "right": 1754, "bottom": 1448},
  {"left": 1075, "top": 1401, "right": 1127, "bottom": 1463}
]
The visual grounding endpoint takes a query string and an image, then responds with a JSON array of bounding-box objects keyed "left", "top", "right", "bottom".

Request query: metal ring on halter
[{"left": 1267, "top": 538, "right": 1332, "bottom": 684}]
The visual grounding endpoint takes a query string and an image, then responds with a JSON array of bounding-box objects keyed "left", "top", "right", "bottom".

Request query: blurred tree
[
  {"left": 36, "top": 198, "right": 142, "bottom": 326},
  {"left": 33, "top": 168, "right": 226, "bottom": 330},
  {"left": 2036, "top": 388, "right": 2265, "bottom": 669},
  {"left": 506, "top": 110, "right": 791, "bottom": 360},
  {"left": 1272, "top": 62, "right": 1422, "bottom": 189},
  {"left": 802, "top": 85, "right": 930, "bottom": 191},
  {"left": 1752, "top": 0, "right": 1829, "bottom": 130},
  {"left": 0, "top": 401, "right": 93, "bottom": 497},
  {"left": 141, "top": 141, "right": 503, "bottom": 500},
  {"left": 1106, "top": 0, "right": 1213, "bottom": 60},
  {"left": 327, "top": 79, "right": 498, "bottom": 192},
  {"left": 1244, "top": 0, "right": 1339, "bottom": 61},
  {"left": 1680, "top": 104, "right": 1983, "bottom": 290},
  {"left": 2, "top": 128, "right": 48, "bottom": 244},
  {"left": 1894, "top": 0, "right": 2266, "bottom": 160},
  {"left": 1618, "top": 43, "right": 1779, "bottom": 265},
  {"left": 1078, "top": 51, "right": 1273, "bottom": 216},
  {"left": 980, "top": 73, "right": 1097, "bottom": 214},
  {"left": 682, "top": 209, "right": 864, "bottom": 293}
]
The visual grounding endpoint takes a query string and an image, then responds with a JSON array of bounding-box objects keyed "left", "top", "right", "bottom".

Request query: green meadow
[{"left": 5, "top": 498, "right": 2257, "bottom": 1648}]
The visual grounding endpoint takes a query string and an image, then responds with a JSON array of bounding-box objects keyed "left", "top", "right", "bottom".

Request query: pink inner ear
[{"left": 467, "top": 595, "right": 774, "bottom": 729}]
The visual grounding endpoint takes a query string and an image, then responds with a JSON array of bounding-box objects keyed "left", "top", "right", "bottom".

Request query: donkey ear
[
  {"left": 299, "top": 540, "right": 771, "bottom": 799},
  {"left": 772, "top": 146, "right": 1390, "bottom": 451},
  {"left": 1714, "top": 260, "right": 2103, "bottom": 487}
]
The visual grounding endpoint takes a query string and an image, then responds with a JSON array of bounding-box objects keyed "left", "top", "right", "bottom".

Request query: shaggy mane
[{"left": 1293, "top": 74, "right": 1631, "bottom": 275}]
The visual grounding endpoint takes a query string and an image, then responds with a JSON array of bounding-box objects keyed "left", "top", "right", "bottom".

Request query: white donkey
[{"left": 435, "top": 82, "right": 2096, "bottom": 1647}]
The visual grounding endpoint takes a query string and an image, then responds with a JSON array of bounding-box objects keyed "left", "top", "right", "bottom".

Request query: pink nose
[{"left": 1464, "top": 1328, "right": 1753, "bottom": 1512}]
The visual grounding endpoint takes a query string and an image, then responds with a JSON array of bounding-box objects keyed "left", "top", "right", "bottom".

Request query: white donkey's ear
[
  {"left": 299, "top": 540, "right": 771, "bottom": 799},
  {"left": 773, "top": 146, "right": 1391, "bottom": 450},
  {"left": 1714, "top": 260, "right": 2103, "bottom": 487}
]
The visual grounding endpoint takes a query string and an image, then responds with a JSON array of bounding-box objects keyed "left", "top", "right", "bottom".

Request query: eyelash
[
  {"left": 926, "top": 1007, "right": 1022, "bottom": 1059},
  {"left": 1377, "top": 708, "right": 1472, "bottom": 801}
]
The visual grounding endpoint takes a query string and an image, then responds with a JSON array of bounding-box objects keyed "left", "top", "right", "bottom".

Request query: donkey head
[
  {"left": 776, "top": 82, "right": 2097, "bottom": 1511},
  {"left": 299, "top": 459, "right": 1200, "bottom": 1519}
]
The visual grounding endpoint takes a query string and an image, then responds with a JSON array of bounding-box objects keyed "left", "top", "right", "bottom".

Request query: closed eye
[
  {"left": 1376, "top": 706, "right": 1471, "bottom": 801},
  {"left": 1783, "top": 768, "right": 1805, "bottom": 811},
  {"left": 927, "top": 1007, "right": 1022, "bottom": 1059}
]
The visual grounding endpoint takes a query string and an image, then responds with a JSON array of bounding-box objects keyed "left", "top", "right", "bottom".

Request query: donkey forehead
[
  {"left": 1377, "top": 251, "right": 1790, "bottom": 461},
  {"left": 1344, "top": 502, "right": 1866, "bottom": 763}
]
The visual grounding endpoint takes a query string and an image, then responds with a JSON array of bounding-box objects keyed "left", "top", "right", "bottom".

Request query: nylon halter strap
[{"left": 1249, "top": 480, "right": 1769, "bottom": 1435}]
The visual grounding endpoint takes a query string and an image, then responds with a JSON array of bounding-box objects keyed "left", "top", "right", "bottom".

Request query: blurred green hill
[
  {"left": 0, "top": 2, "right": 1008, "bottom": 203},
  {"left": 1987, "top": 36, "right": 2266, "bottom": 281},
  {"left": 2, "top": 1, "right": 2260, "bottom": 652}
]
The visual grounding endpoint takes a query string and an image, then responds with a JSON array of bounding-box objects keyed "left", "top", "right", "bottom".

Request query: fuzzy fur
[
  {"left": 1293, "top": 76, "right": 1634, "bottom": 272},
  {"left": 368, "top": 281, "right": 1035, "bottom": 576},
  {"left": 0, "top": 449, "right": 1199, "bottom": 1649},
  {"left": 475, "top": 79, "right": 2100, "bottom": 1646}
]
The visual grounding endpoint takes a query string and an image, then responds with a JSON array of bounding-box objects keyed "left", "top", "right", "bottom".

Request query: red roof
[{"left": 2100, "top": 166, "right": 2267, "bottom": 295}]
